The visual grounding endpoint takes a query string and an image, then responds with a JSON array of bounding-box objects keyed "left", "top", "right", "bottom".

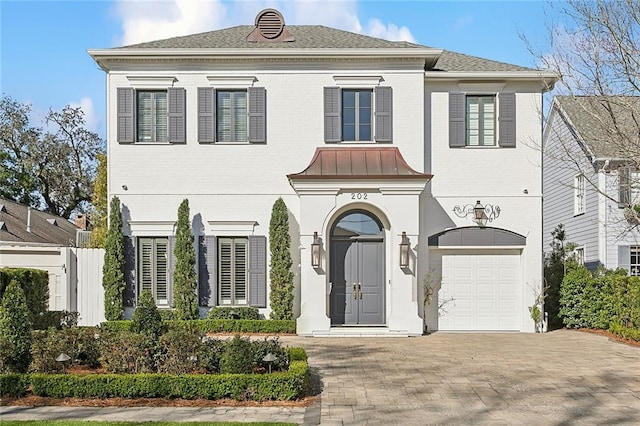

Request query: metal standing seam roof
[
  {"left": 287, "top": 147, "right": 433, "bottom": 180},
  {"left": 107, "top": 25, "right": 535, "bottom": 73},
  {"left": 555, "top": 96, "right": 640, "bottom": 159}
]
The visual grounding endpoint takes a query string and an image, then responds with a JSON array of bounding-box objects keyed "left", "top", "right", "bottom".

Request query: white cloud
[
  {"left": 69, "top": 97, "right": 98, "bottom": 133},
  {"left": 453, "top": 16, "right": 473, "bottom": 31},
  {"left": 114, "top": 0, "right": 415, "bottom": 45}
]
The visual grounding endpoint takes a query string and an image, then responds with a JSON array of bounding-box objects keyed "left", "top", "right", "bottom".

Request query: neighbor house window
[
  {"left": 466, "top": 95, "right": 495, "bottom": 146},
  {"left": 342, "top": 89, "right": 372, "bottom": 141},
  {"left": 574, "top": 174, "right": 586, "bottom": 215},
  {"left": 218, "top": 237, "right": 248, "bottom": 305},
  {"left": 138, "top": 237, "right": 169, "bottom": 305},
  {"left": 631, "top": 246, "right": 640, "bottom": 276},
  {"left": 216, "top": 91, "right": 247, "bottom": 142},
  {"left": 574, "top": 246, "right": 585, "bottom": 266}
]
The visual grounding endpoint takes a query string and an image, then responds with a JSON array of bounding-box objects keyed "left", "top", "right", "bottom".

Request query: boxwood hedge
[{"left": 101, "top": 319, "right": 296, "bottom": 334}]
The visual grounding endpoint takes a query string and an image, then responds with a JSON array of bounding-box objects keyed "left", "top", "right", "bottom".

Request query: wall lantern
[
  {"left": 453, "top": 200, "right": 501, "bottom": 227},
  {"left": 311, "top": 232, "right": 321, "bottom": 268},
  {"left": 399, "top": 231, "right": 410, "bottom": 268}
]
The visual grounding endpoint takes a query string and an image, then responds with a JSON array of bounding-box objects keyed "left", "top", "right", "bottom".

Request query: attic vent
[
  {"left": 47, "top": 218, "right": 58, "bottom": 226},
  {"left": 0, "top": 221, "right": 6, "bottom": 231},
  {"left": 246, "top": 9, "right": 295, "bottom": 43},
  {"left": 0, "top": 204, "right": 5, "bottom": 212}
]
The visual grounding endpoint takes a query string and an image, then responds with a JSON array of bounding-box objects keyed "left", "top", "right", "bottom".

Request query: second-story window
[
  {"left": 137, "top": 91, "right": 167, "bottom": 142},
  {"left": 217, "top": 91, "right": 247, "bottom": 142},
  {"left": 574, "top": 174, "right": 586, "bottom": 215},
  {"left": 466, "top": 95, "right": 495, "bottom": 146},
  {"left": 342, "top": 89, "right": 372, "bottom": 141}
]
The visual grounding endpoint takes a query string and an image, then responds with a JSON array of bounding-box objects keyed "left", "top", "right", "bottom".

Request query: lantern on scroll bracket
[
  {"left": 311, "top": 232, "right": 321, "bottom": 268},
  {"left": 399, "top": 231, "right": 410, "bottom": 268}
]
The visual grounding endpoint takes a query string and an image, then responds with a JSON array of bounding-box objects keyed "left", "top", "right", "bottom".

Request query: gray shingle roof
[
  {"left": 0, "top": 197, "right": 78, "bottom": 246},
  {"left": 120, "top": 25, "right": 428, "bottom": 50},
  {"left": 115, "top": 24, "right": 534, "bottom": 73},
  {"left": 556, "top": 96, "right": 640, "bottom": 158}
]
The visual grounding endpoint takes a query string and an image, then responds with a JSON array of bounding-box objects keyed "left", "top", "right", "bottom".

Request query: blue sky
[{"left": 1, "top": 0, "right": 555, "bottom": 139}]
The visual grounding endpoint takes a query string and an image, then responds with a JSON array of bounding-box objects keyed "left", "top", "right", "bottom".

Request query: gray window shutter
[
  {"left": 619, "top": 167, "right": 631, "bottom": 208},
  {"left": 248, "top": 87, "right": 266, "bottom": 143},
  {"left": 248, "top": 235, "right": 267, "bottom": 307},
  {"left": 168, "top": 236, "right": 176, "bottom": 306},
  {"left": 619, "top": 245, "right": 631, "bottom": 274},
  {"left": 123, "top": 236, "right": 136, "bottom": 307},
  {"left": 449, "top": 92, "right": 465, "bottom": 147},
  {"left": 374, "top": 86, "right": 393, "bottom": 142},
  {"left": 198, "top": 236, "right": 217, "bottom": 307},
  {"left": 167, "top": 87, "right": 186, "bottom": 143},
  {"left": 198, "top": 87, "right": 215, "bottom": 143},
  {"left": 498, "top": 92, "right": 516, "bottom": 147},
  {"left": 117, "top": 88, "right": 135, "bottom": 144},
  {"left": 324, "top": 87, "right": 341, "bottom": 143}
]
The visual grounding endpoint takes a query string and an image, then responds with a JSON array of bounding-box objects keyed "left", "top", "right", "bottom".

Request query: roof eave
[{"left": 425, "top": 71, "right": 558, "bottom": 91}]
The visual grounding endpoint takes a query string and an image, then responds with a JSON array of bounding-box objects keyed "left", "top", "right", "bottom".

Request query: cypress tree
[
  {"left": 102, "top": 196, "right": 126, "bottom": 320},
  {"left": 173, "top": 199, "right": 199, "bottom": 320},
  {"left": 269, "top": 197, "right": 294, "bottom": 320},
  {"left": 0, "top": 279, "right": 32, "bottom": 373}
]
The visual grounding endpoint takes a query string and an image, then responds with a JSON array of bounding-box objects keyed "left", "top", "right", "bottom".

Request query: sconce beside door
[
  {"left": 399, "top": 231, "right": 410, "bottom": 268},
  {"left": 311, "top": 232, "right": 321, "bottom": 268}
]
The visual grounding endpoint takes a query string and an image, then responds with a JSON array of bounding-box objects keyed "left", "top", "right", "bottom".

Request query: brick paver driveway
[{"left": 286, "top": 329, "right": 640, "bottom": 425}]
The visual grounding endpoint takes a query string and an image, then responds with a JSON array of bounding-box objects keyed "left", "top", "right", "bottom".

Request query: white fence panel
[{"left": 73, "top": 248, "right": 105, "bottom": 326}]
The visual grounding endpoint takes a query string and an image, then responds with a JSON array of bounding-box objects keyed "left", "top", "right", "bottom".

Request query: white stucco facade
[{"left": 90, "top": 12, "right": 555, "bottom": 334}]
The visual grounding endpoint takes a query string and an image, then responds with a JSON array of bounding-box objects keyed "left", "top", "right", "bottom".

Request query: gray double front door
[{"left": 329, "top": 211, "right": 385, "bottom": 325}]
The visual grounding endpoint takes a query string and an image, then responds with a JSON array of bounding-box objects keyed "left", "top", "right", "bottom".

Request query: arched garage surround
[{"left": 427, "top": 227, "right": 527, "bottom": 332}]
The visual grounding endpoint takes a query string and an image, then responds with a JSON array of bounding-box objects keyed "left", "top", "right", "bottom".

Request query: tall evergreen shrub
[
  {"left": 102, "top": 196, "right": 126, "bottom": 320},
  {"left": 269, "top": 197, "right": 294, "bottom": 320},
  {"left": 173, "top": 199, "right": 198, "bottom": 320},
  {"left": 0, "top": 279, "right": 32, "bottom": 373},
  {"left": 131, "top": 290, "right": 164, "bottom": 342}
]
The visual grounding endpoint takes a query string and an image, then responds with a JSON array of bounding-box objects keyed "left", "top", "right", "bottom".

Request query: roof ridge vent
[{"left": 246, "top": 9, "right": 295, "bottom": 43}]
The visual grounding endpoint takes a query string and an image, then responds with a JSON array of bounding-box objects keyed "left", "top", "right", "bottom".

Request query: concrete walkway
[{"left": 2, "top": 330, "right": 640, "bottom": 425}]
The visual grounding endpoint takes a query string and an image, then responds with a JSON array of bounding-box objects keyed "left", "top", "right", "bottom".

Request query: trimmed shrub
[
  {"left": 173, "top": 199, "right": 199, "bottom": 320},
  {"left": 99, "top": 330, "right": 155, "bottom": 373},
  {"left": 131, "top": 290, "right": 164, "bottom": 341},
  {"left": 559, "top": 266, "right": 592, "bottom": 328},
  {"left": 0, "top": 374, "right": 29, "bottom": 397},
  {"left": 207, "top": 306, "right": 260, "bottom": 320},
  {"left": 156, "top": 329, "right": 203, "bottom": 374},
  {"left": 32, "top": 310, "right": 79, "bottom": 330},
  {"left": 0, "top": 279, "right": 32, "bottom": 373},
  {"left": 102, "top": 318, "right": 296, "bottom": 334},
  {"left": 269, "top": 197, "right": 294, "bottom": 320},
  {"left": 287, "top": 347, "right": 308, "bottom": 362},
  {"left": 102, "top": 196, "right": 126, "bottom": 320},
  {"left": 100, "top": 320, "right": 133, "bottom": 332},
  {"left": 610, "top": 323, "right": 640, "bottom": 341},
  {"left": 159, "top": 309, "right": 176, "bottom": 321},
  {"left": 252, "top": 337, "right": 289, "bottom": 372},
  {"left": 220, "top": 335, "right": 254, "bottom": 374},
  {"left": 198, "top": 338, "right": 226, "bottom": 373},
  {"left": 30, "top": 327, "right": 101, "bottom": 373},
  {"left": 0, "top": 267, "right": 48, "bottom": 323}
]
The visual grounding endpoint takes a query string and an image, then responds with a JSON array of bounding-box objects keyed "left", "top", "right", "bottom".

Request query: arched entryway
[{"left": 329, "top": 210, "right": 385, "bottom": 326}]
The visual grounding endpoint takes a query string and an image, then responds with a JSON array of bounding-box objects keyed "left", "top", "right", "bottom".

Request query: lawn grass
[{"left": 1, "top": 422, "right": 295, "bottom": 426}]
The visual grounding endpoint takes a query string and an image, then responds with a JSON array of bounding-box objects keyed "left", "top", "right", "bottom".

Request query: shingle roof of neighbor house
[
  {"left": 116, "top": 25, "right": 532, "bottom": 73},
  {"left": 0, "top": 197, "right": 78, "bottom": 246},
  {"left": 556, "top": 96, "right": 640, "bottom": 159}
]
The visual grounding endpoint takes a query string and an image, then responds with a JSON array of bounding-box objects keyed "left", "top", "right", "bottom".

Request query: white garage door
[{"left": 438, "top": 252, "right": 521, "bottom": 331}]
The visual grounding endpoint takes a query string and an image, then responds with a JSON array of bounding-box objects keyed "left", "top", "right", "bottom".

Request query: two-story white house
[
  {"left": 543, "top": 96, "right": 640, "bottom": 273},
  {"left": 89, "top": 9, "right": 556, "bottom": 335}
]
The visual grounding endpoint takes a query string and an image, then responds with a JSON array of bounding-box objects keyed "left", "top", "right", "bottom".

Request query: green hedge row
[
  {"left": 102, "top": 319, "right": 296, "bottom": 334},
  {"left": 2, "top": 358, "right": 308, "bottom": 401},
  {"left": 0, "top": 267, "right": 49, "bottom": 324},
  {"left": 609, "top": 323, "right": 640, "bottom": 342}
]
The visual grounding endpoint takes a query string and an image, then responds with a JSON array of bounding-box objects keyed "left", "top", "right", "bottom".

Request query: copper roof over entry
[{"left": 287, "top": 147, "right": 432, "bottom": 180}]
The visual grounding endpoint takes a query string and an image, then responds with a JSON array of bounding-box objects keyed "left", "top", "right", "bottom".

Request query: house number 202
[{"left": 351, "top": 193, "right": 368, "bottom": 200}]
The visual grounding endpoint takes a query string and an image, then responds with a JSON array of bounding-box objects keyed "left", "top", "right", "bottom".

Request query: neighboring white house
[
  {"left": 543, "top": 96, "right": 640, "bottom": 273},
  {"left": 89, "top": 9, "right": 556, "bottom": 335}
]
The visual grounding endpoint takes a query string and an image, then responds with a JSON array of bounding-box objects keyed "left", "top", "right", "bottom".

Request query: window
[
  {"left": 324, "top": 86, "right": 392, "bottom": 143},
  {"left": 117, "top": 87, "right": 185, "bottom": 144},
  {"left": 574, "top": 246, "right": 585, "bottom": 266},
  {"left": 217, "top": 91, "right": 247, "bottom": 142},
  {"left": 198, "top": 87, "right": 266, "bottom": 144},
  {"left": 342, "top": 89, "right": 372, "bottom": 141},
  {"left": 218, "top": 237, "right": 248, "bottom": 305},
  {"left": 574, "top": 174, "right": 586, "bottom": 215},
  {"left": 449, "top": 92, "right": 515, "bottom": 148},
  {"left": 466, "top": 95, "right": 495, "bottom": 146},
  {"left": 138, "top": 237, "right": 169, "bottom": 305},
  {"left": 137, "top": 91, "right": 167, "bottom": 142},
  {"left": 631, "top": 246, "right": 640, "bottom": 276}
]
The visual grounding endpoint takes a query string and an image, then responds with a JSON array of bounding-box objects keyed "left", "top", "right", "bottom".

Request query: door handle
[
  {"left": 352, "top": 283, "right": 358, "bottom": 299},
  {"left": 358, "top": 283, "right": 362, "bottom": 299}
]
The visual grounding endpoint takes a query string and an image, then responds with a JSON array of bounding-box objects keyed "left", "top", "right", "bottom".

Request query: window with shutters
[
  {"left": 218, "top": 237, "right": 248, "bottom": 305},
  {"left": 466, "top": 95, "right": 495, "bottom": 146},
  {"left": 630, "top": 246, "right": 640, "bottom": 276},
  {"left": 574, "top": 246, "right": 585, "bottom": 266},
  {"left": 342, "top": 89, "right": 372, "bottom": 141},
  {"left": 618, "top": 167, "right": 640, "bottom": 207},
  {"left": 217, "top": 91, "right": 247, "bottom": 142},
  {"left": 574, "top": 174, "right": 586, "bottom": 215},
  {"left": 138, "top": 237, "right": 170, "bottom": 305},
  {"left": 137, "top": 91, "right": 167, "bottom": 142}
]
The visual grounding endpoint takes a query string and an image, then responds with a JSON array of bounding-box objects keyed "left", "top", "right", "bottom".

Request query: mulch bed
[{"left": 577, "top": 328, "right": 640, "bottom": 348}]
